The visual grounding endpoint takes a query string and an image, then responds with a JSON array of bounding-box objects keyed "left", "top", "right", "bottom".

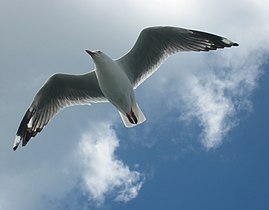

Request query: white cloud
[
  {"left": 0, "top": 121, "right": 144, "bottom": 210},
  {"left": 178, "top": 74, "right": 235, "bottom": 149},
  {"left": 173, "top": 47, "right": 266, "bottom": 149},
  {"left": 127, "top": 0, "right": 269, "bottom": 150},
  {"left": 76, "top": 122, "right": 144, "bottom": 204}
]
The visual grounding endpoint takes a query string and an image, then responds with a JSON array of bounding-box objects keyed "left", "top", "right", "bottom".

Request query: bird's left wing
[
  {"left": 117, "top": 26, "right": 238, "bottom": 88},
  {"left": 13, "top": 71, "right": 107, "bottom": 150}
]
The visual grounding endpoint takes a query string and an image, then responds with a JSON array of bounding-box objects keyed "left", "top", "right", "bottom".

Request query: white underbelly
[{"left": 97, "top": 66, "right": 134, "bottom": 113}]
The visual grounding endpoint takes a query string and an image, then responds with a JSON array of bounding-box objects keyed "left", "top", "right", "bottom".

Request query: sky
[{"left": 0, "top": 0, "right": 269, "bottom": 209}]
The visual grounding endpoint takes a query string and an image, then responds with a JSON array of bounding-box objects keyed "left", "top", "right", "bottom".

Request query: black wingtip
[
  {"left": 233, "top": 42, "right": 239, "bottom": 47},
  {"left": 13, "top": 135, "right": 21, "bottom": 151},
  {"left": 15, "top": 109, "right": 34, "bottom": 149}
]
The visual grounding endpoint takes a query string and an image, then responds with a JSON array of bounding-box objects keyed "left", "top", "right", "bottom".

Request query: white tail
[{"left": 119, "top": 103, "right": 146, "bottom": 127}]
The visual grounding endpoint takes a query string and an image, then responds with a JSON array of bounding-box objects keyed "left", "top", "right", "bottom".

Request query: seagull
[{"left": 13, "top": 26, "right": 238, "bottom": 150}]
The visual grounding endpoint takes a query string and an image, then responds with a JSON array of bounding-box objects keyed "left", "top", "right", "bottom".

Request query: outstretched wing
[
  {"left": 117, "top": 26, "right": 238, "bottom": 88},
  {"left": 13, "top": 71, "right": 107, "bottom": 150}
]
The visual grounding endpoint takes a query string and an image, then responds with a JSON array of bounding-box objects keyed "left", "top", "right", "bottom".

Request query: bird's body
[
  {"left": 13, "top": 26, "right": 238, "bottom": 150},
  {"left": 90, "top": 50, "right": 145, "bottom": 126},
  {"left": 94, "top": 52, "right": 133, "bottom": 114}
]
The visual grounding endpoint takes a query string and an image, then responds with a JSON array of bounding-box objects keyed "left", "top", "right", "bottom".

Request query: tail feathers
[
  {"left": 13, "top": 109, "right": 42, "bottom": 151},
  {"left": 119, "top": 103, "right": 146, "bottom": 128}
]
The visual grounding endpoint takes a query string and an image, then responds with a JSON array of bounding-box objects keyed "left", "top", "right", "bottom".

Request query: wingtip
[
  {"left": 13, "top": 135, "right": 21, "bottom": 151},
  {"left": 221, "top": 37, "right": 239, "bottom": 47}
]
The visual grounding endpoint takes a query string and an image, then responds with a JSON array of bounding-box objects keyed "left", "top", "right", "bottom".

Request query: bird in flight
[{"left": 13, "top": 26, "right": 238, "bottom": 150}]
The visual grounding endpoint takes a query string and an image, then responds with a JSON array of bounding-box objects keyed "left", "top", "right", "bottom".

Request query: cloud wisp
[
  {"left": 0, "top": 122, "right": 143, "bottom": 210},
  {"left": 175, "top": 49, "right": 266, "bottom": 149},
  {"left": 76, "top": 122, "right": 144, "bottom": 205}
]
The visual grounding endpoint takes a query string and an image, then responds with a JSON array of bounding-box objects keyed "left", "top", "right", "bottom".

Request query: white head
[{"left": 85, "top": 50, "right": 112, "bottom": 66}]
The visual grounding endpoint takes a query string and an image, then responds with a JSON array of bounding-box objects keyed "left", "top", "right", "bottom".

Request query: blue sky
[{"left": 1, "top": 0, "right": 269, "bottom": 209}]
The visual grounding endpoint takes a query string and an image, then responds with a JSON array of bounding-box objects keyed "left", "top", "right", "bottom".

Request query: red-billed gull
[{"left": 13, "top": 26, "right": 238, "bottom": 150}]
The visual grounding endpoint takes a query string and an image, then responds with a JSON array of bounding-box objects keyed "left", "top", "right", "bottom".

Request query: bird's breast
[{"left": 96, "top": 63, "right": 134, "bottom": 112}]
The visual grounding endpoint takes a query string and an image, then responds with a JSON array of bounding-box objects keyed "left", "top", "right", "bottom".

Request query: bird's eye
[{"left": 97, "top": 50, "right": 101, "bottom": 54}]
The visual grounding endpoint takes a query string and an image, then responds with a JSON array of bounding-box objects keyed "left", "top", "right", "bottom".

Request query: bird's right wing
[{"left": 13, "top": 71, "right": 107, "bottom": 150}]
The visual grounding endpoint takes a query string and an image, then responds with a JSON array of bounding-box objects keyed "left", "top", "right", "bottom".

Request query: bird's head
[{"left": 85, "top": 50, "right": 112, "bottom": 66}]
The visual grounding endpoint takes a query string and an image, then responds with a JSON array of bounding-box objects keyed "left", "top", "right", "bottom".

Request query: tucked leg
[{"left": 126, "top": 109, "right": 138, "bottom": 124}]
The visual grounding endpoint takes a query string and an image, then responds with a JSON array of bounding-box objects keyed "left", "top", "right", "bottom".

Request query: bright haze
[{"left": 1, "top": 0, "right": 269, "bottom": 210}]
